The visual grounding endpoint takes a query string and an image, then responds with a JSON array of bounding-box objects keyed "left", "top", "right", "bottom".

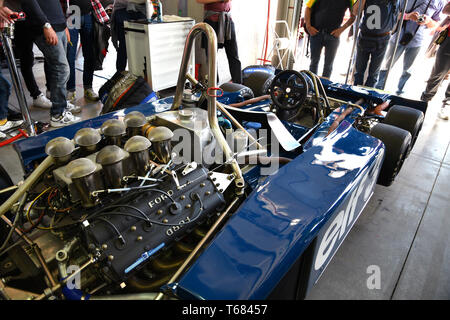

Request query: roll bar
[{"left": 171, "top": 23, "right": 245, "bottom": 194}]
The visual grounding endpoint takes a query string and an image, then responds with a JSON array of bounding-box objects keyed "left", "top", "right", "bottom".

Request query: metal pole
[
  {"left": 0, "top": 27, "right": 36, "bottom": 136},
  {"left": 345, "top": 0, "right": 364, "bottom": 85},
  {"left": 287, "top": 0, "right": 303, "bottom": 70},
  {"left": 380, "top": 0, "right": 409, "bottom": 90}
]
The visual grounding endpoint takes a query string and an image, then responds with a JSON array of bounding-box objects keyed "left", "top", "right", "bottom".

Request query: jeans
[
  {"left": 376, "top": 43, "right": 421, "bottom": 94},
  {"left": 0, "top": 73, "right": 11, "bottom": 120},
  {"left": 204, "top": 18, "right": 242, "bottom": 84},
  {"left": 354, "top": 36, "right": 390, "bottom": 88},
  {"left": 421, "top": 36, "right": 450, "bottom": 104},
  {"left": 33, "top": 30, "right": 69, "bottom": 116},
  {"left": 309, "top": 31, "right": 340, "bottom": 79},
  {"left": 113, "top": 9, "right": 146, "bottom": 72},
  {"left": 67, "top": 13, "right": 95, "bottom": 91},
  {"left": 14, "top": 21, "right": 49, "bottom": 99}
]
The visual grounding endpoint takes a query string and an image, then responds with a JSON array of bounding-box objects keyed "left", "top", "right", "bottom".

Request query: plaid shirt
[
  {"left": 61, "top": 0, "right": 110, "bottom": 24},
  {"left": 90, "top": 0, "right": 109, "bottom": 24}
]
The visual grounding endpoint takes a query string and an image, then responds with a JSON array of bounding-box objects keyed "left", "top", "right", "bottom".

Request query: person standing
[
  {"left": 376, "top": 0, "right": 445, "bottom": 95},
  {"left": 421, "top": 1, "right": 450, "bottom": 119},
  {"left": 304, "top": 0, "right": 356, "bottom": 79},
  {"left": 353, "top": 0, "right": 401, "bottom": 87},
  {"left": 196, "top": 0, "right": 242, "bottom": 84},
  {"left": 111, "top": 0, "right": 146, "bottom": 72},
  {"left": 13, "top": 19, "right": 53, "bottom": 109},
  {"left": 64, "top": 0, "right": 109, "bottom": 102},
  {"left": 19, "top": 0, "right": 82, "bottom": 127}
]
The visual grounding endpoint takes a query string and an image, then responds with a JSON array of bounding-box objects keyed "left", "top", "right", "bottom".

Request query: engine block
[{"left": 82, "top": 165, "right": 225, "bottom": 281}]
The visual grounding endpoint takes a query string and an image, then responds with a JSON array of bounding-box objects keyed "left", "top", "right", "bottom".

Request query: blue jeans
[
  {"left": 354, "top": 36, "right": 390, "bottom": 88},
  {"left": 67, "top": 13, "right": 95, "bottom": 91},
  {"left": 421, "top": 36, "right": 450, "bottom": 103},
  {"left": 0, "top": 73, "right": 11, "bottom": 120},
  {"left": 34, "top": 30, "right": 69, "bottom": 116},
  {"left": 309, "top": 31, "right": 340, "bottom": 78},
  {"left": 113, "top": 9, "right": 146, "bottom": 72},
  {"left": 376, "top": 43, "right": 421, "bottom": 94}
]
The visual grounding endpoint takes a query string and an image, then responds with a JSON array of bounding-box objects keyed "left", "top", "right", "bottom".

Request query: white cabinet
[{"left": 124, "top": 17, "right": 195, "bottom": 92}]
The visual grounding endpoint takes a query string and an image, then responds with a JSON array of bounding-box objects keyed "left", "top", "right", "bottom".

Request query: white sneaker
[
  {"left": 0, "top": 131, "right": 5, "bottom": 139},
  {"left": 33, "top": 93, "right": 52, "bottom": 109},
  {"left": 0, "top": 119, "right": 24, "bottom": 132},
  {"left": 66, "top": 101, "right": 82, "bottom": 114},
  {"left": 50, "top": 111, "right": 81, "bottom": 128},
  {"left": 67, "top": 90, "right": 76, "bottom": 102},
  {"left": 438, "top": 106, "right": 449, "bottom": 120}
]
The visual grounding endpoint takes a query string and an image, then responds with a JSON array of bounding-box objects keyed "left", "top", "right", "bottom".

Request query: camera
[{"left": 418, "top": 15, "right": 426, "bottom": 23}]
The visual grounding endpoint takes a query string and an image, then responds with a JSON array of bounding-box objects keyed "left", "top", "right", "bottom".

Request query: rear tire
[
  {"left": 370, "top": 123, "right": 412, "bottom": 187},
  {"left": 383, "top": 105, "right": 424, "bottom": 156}
]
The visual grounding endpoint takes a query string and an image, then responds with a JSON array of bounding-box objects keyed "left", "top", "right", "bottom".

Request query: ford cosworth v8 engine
[
  {"left": 82, "top": 164, "right": 226, "bottom": 282},
  {"left": 44, "top": 108, "right": 235, "bottom": 288},
  {"left": 0, "top": 100, "right": 249, "bottom": 299}
]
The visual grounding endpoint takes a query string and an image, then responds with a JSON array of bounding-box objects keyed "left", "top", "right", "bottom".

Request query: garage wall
[{"left": 162, "top": 0, "right": 279, "bottom": 83}]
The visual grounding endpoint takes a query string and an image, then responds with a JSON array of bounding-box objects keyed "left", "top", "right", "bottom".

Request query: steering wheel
[{"left": 269, "top": 70, "right": 309, "bottom": 111}]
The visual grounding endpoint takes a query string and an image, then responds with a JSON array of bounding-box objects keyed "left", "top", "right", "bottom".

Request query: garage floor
[{"left": 0, "top": 40, "right": 449, "bottom": 300}]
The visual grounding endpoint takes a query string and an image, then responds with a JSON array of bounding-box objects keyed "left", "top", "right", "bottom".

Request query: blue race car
[{"left": 0, "top": 23, "right": 426, "bottom": 300}]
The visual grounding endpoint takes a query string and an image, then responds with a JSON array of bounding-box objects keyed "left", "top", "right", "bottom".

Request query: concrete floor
[{"left": 0, "top": 39, "right": 449, "bottom": 300}]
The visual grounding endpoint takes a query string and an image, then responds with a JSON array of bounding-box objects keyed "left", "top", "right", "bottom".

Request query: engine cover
[{"left": 82, "top": 165, "right": 225, "bottom": 281}]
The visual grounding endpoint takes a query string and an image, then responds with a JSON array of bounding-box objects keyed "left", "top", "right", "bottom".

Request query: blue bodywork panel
[{"left": 175, "top": 119, "right": 384, "bottom": 299}]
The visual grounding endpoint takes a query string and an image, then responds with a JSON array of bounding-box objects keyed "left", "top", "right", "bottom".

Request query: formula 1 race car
[{"left": 0, "top": 23, "right": 427, "bottom": 300}]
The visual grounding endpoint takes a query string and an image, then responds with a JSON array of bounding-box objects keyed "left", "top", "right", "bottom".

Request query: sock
[{"left": 0, "top": 119, "right": 7, "bottom": 126}]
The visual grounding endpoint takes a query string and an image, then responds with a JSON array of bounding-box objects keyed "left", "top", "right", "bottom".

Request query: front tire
[
  {"left": 383, "top": 105, "right": 424, "bottom": 157},
  {"left": 370, "top": 123, "right": 412, "bottom": 187}
]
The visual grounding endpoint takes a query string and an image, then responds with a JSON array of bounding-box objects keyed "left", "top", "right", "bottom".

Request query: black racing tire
[
  {"left": 220, "top": 82, "right": 255, "bottom": 101},
  {"left": 243, "top": 71, "right": 275, "bottom": 97},
  {"left": 0, "top": 162, "right": 14, "bottom": 204},
  {"left": 383, "top": 105, "right": 424, "bottom": 156},
  {"left": 370, "top": 123, "right": 412, "bottom": 187}
]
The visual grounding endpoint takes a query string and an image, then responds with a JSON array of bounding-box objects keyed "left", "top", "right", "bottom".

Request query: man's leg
[
  {"left": 114, "top": 9, "right": 128, "bottom": 72},
  {"left": 309, "top": 33, "right": 323, "bottom": 75},
  {"left": 67, "top": 27, "right": 80, "bottom": 93},
  {"left": 421, "top": 37, "right": 450, "bottom": 102},
  {"left": 365, "top": 38, "right": 389, "bottom": 88},
  {"left": 354, "top": 37, "right": 372, "bottom": 86},
  {"left": 114, "top": 10, "right": 145, "bottom": 72},
  {"left": 13, "top": 22, "right": 42, "bottom": 99},
  {"left": 33, "top": 30, "right": 70, "bottom": 117},
  {"left": 322, "top": 33, "right": 340, "bottom": 79},
  {"left": 396, "top": 46, "right": 421, "bottom": 95},
  {"left": 79, "top": 14, "right": 99, "bottom": 100},
  {"left": 0, "top": 73, "right": 10, "bottom": 121},
  {"left": 224, "top": 20, "right": 242, "bottom": 84},
  {"left": 0, "top": 73, "right": 22, "bottom": 134},
  {"left": 445, "top": 82, "right": 450, "bottom": 105},
  {"left": 375, "top": 42, "right": 405, "bottom": 89}
]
